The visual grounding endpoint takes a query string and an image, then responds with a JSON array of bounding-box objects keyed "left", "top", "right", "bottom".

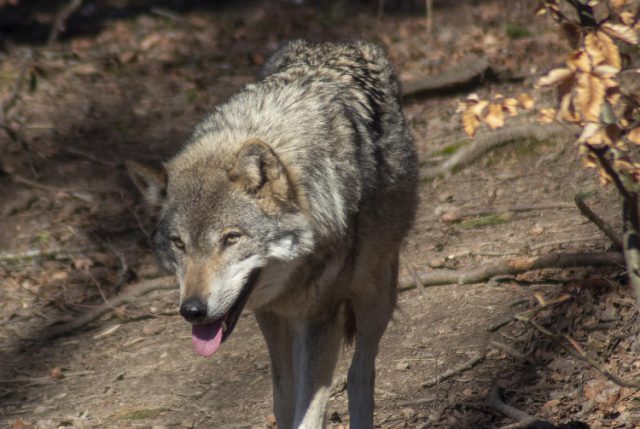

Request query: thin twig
[
  {"left": 426, "top": 0, "right": 433, "bottom": 35},
  {"left": 422, "top": 346, "right": 487, "bottom": 388},
  {"left": 529, "top": 236, "right": 604, "bottom": 250},
  {"left": 490, "top": 341, "right": 531, "bottom": 363},
  {"left": 0, "top": 49, "right": 32, "bottom": 122},
  {"left": 454, "top": 203, "right": 575, "bottom": 219},
  {"left": 403, "top": 259, "right": 428, "bottom": 298},
  {"left": 48, "top": 0, "right": 83, "bottom": 46},
  {"left": 528, "top": 319, "right": 640, "bottom": 388},
  {"left": 42, "top": 276, "right": 175, "bottom": 339},
  {"left": 574, "top": 193, "right": 622, "bottom": 250}
]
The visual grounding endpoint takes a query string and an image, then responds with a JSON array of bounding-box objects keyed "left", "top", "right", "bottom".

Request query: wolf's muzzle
[{"left": 180, "top": 297, "right": 207, "bottom": 322}]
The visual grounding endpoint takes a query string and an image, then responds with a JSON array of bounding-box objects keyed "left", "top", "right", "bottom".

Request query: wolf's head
[{"left": 126, "top": 139, "right": 313, "bottom": 356}]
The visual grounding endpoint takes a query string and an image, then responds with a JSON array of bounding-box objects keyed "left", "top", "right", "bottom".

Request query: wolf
[{"left": 126, "top": 40, "right": 418, "bottom": 428}]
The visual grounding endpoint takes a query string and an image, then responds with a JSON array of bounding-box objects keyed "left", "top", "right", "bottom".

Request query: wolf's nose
[{"left": 180, "top": 298, "right": 207, "bottom": 322}]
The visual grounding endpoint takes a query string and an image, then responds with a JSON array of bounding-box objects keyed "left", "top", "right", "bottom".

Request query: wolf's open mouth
[{"left": 190, "top": 268, "right": 261, "bottom": 357}]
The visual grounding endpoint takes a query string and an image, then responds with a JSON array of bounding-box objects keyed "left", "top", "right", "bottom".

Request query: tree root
[
  {"left": 399, "top": 252, "right": 624, "bottom": 291},
  {"left": 421, "top": 123, "right": 580, "bottom": 179},
  {"left": 401, "top": 54, "right": 490, "bottom": 98}
]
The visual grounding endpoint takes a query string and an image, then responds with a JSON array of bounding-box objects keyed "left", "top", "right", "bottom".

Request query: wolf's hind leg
[
  {"left": 347, "top": 251, "right": 399, "bottom": 429},
  {"left": 256, "top": 311, "right": 295, "bottom": 429}
]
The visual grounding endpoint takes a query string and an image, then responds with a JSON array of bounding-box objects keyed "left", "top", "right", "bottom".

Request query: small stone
[
  {"left": 181, "top": 419, "right": 195, "bottom": 429},
  {"left": 400, "top": 407, "right": 416, "bottom": 420},
  {"left": 428, "top": 258, "right": 445, "bottom": 268},
  {"left": 395, "top": 360, "right": 410, "bottom": 371}
]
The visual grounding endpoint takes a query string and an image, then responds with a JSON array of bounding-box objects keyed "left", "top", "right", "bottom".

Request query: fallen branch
[
  {"left": 401, "top": 54, "right": 490, "bottom": 98},
  {"left": 48, "top": 0, "right": 83, "bottom": 46},
  {"left": 488, "top": 384, "right": 548, "bottom": 429},
  {"left": 490, "top": 340, "right": 531, "bottom": 363},
  {"left": 43, "top": 276, "right": 175, "bottom": 340},
  {"left": 11, "top": 174, "right": 119, "bottom": 194},
  {"left": 527, "top": 319, "right": 640, "bottom": 388},
  {"left": 0, "top": 246, "right": 97, "bottom": 263},
  {"left": 399, "top": 252, "right": 624, "bottom": 291},
  {"left": 421, "top": 346, "right": 487, "bottom": 388},
  {"left": 422, "top": 123, "right": 580, "bottom": 179},
  {"left": 453, "top": 202, "right": 575, "bottom": 220},
  {"left": 574, "top": 193, "right": 622, "bottom": 250}
]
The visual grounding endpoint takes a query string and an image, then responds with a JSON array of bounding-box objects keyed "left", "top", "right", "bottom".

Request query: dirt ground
[{"left": 0, "top": 1, "right": 639, "bottom": 428}]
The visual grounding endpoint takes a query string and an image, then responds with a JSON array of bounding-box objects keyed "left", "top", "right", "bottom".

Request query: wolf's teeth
[{"left": 222, "top": 321, "right": 228, "bottom": 332}]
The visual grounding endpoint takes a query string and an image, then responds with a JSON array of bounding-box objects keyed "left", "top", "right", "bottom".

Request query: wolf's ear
[
  {"left": 228, "top": 139, "right": 292, "bottom": 202},
  {"left": 124, "top": 160, "right": 167, "bottom": 207}
]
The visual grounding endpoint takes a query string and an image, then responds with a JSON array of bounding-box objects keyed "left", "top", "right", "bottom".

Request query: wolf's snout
[{"left": 180, "top": 298, "right": 208, "bottom": 322}]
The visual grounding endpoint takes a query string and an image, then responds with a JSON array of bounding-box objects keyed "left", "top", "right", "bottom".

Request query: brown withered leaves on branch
[
  {"left": 460, "top": 0, "right": 640, "bottom": 188},
  {"left": 458, "top": 93, "right": 534, "bottom": 137}
]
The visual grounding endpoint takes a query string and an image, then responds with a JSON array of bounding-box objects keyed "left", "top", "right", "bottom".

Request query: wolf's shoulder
[{"left": 259, "top": 40, "right": 395, "bottom": 82}]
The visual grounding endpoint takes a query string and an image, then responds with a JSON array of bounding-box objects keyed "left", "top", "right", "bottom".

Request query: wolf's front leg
[
  {"left": 291, "top": 312, "right": 343, "bottom": 429},
  {"left": 256, "top": 311, "right": 296, "bottom": 429},
  {"left": 347, "top": 252, "right": 399, "bottom": 429}
]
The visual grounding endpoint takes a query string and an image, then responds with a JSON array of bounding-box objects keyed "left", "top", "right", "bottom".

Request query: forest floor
[{"left": 0, "top": 1, "right": 638, "bottom": 428}]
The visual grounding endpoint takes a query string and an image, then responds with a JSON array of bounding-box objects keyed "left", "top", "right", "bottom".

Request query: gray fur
[{"left": 128, "top": 40, "right": 418, "bottom": 429}]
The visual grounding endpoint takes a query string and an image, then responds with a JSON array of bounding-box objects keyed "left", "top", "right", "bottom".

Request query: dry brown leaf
[
  {"left": 140, "top": 33, "right": 164, "bottom": 50},
  {"left": 578, "top": 122, "right": 602, "bottom": 143},
  {"left": 587, "top": 31, "right": 621, "bottom": 70},
  {"left": 541, "top": 398, "right": 561, "bottom": 413},
  {"left": 461, "top": 98, "right": 489, "bottom": 137},
  {"left": 463, "top": 110, "right": 481, "bottom": 137},
  {"left": 484, "top": 103, "right": 505, "bottom": 129},
  {"left": 564, "top": 335, "right": 585, "bottom": 354},
  {"left": 580, "top": 145, "right": 598, "bottom": 168},
  {"left": 536, "top": 67, "right": 573, "bottom": 87},
  {"left": 266, "top": 414, "right": 277, "bottom": 427},
  {"left": 534, "top": 292, "right": 547, "bottom": 306},
  {"left": 517, "top": 92, "right": 535, "bottom": 109},
  {"left": 538, "top": 108, "right": 557, "bottom": 124},
  {"left": 11, "top": 419, "right": 32, "bottom": 429},
  {"left": 559, "top": 90, "right": 581, "bottom": 122},
  {"left": 502, "top": 98, "right": 519, "bottom": 116},
  {"left": 574, "top": 73, "right": 606, "bottom": 122},
  {"left": 611, "top": 0, "right": 631, "bottom": 13},
  {"left": 601, "top": 22, "right": 639, "bottom": 45},
  {"left": 70, "top": 63, "right": 100, "bottom": 76},
  {"left": 567, "top": 50, "right": 592, "bottom": 73},
  {"left": 50, "top": 366, "right": 64, "bottom": 380},
  {"left": 620, "top": 11, "right": 636, "bottom": 26},
  {"left": 593, "top": 64, "right": 620, "bottom": 78},
  {"left": 627, "top": 127, "right": 640, "bottom": 144}
]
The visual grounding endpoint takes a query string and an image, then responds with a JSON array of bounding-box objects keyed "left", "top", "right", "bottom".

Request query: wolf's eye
[
  {"left": 222, "top": 232, "right": 242, "bottom": 247},
  {"left": 171, "top": 236, "right": 185, "bottom": 251}
]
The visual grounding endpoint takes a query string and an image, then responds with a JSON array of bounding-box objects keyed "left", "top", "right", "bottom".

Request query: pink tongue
[{"left": 191, "top": 321, "right": 224, "bottom": 357}]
